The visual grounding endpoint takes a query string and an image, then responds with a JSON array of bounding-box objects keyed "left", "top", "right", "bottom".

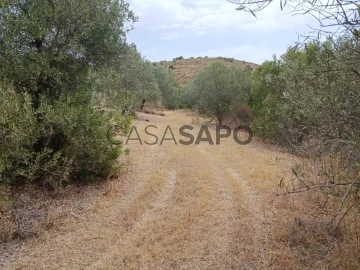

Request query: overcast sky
[{"left": 126, "top": 0, "right": 318, "bottom": 64}]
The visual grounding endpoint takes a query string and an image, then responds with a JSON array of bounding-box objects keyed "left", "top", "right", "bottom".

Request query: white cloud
[{"left": 127, "top": 0, "right": 318, "bottom": 63}]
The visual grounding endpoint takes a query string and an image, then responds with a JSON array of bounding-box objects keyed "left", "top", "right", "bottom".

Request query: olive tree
[
  {"left": 189, "top": 62, "right": 251, "bottom": 125},
  {"left": 0, "top": 0, "right": 136, "bottom": 100},
  {"left": 94, "top": 45, "right": 161, "bottom": 111},
  {"left": 152, "top": 64, "right": 181, "bottom": 109},
  {"left": 0, "top": 0, "right": 136, "bottom": 187}
]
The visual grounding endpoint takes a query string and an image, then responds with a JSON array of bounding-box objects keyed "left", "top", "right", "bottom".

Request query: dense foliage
[
  {"left": 186, "top": 62, "right": 251, "bottom": 125},
  {"left": 0, "top": 0, "right": 136, "bottom": 187},
  {"left": 152, "top": 64, "right": 181, "bottom": 109},
  {"left": 251, "top": 39, "right": 360, "bottom": 153},
  {"left": 0, "top": 0, "right": 182, "bottom": 188},
  {"left": 94, "top": 46, "right": 181, "bottom": 111},
  {"left": 0, "top": 86, "right": 122, "bottom": 187},
  {"left": 94, "top": 45, "right": 160, "bottom": 110},
  {"left": 250, "top": 37, "right": 360, "bottom": 232}
]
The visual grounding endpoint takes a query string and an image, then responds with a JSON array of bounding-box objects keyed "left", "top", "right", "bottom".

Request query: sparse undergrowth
[{"left": 270, "top": 190, "right": 360, "bottom": 269}]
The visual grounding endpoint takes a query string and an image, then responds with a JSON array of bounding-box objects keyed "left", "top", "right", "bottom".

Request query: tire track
[{"left": 6, "top": 111, "right": 291, "bottom": 269}]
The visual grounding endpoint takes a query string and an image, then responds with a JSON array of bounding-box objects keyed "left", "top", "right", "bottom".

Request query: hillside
[{"left": 158, "top": 57, "right": 258, "bottom": 87}]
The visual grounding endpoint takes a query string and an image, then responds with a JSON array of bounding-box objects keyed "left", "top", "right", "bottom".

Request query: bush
[
  {"left": 249, "top": 58, "right": 284, "bottom": 139},
  {"left": 251, "top": 39, "right": 360, "bottom": 151},
  {"left": 0, "top": 85, "right": 39, "bottom": 185},
  {"left": 0, "top": 85, "right": 122, "bottom": 188},
  {"left": 173, "top": 56, "right": 184, "bottom": 61},
  {"left": 251, "top": 38, "right": 360, "bottom": 231}
]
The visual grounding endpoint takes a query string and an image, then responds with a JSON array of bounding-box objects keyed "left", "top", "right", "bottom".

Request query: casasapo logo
[{"left": 107, "top": 125, "right": 253, "bottom": 146}]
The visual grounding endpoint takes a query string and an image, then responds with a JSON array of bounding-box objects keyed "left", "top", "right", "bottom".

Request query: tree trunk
[
  {"left": 217, "top": 116, "right": 222, "bottom": 126},
  {"left": 216, "top": 111, "right": 223, "bottom": 126},
  {"left": 140, "top": 99, "right": 147, "bottom": 110}
]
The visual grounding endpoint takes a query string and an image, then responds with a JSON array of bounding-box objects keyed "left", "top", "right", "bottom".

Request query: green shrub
[
  {"left": 250, "top": 39, "right": 360, "bottom": 225},
  {"left": 251, "top": 39, "right": 360, "bottom": 151},
  {"left": 0, "top": 85, "right": 39, "bottom": 184},
  {"left": 173, "top": 56, "right": 184, "bottom": 61},
  {"left": 249, "top": 58, "right": 284, "bottom": 140},
  {"left": 0, "top": 86, "right": 122, "bottom": 188}
]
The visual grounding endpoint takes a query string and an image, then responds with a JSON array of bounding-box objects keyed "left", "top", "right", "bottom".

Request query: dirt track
[{"left": 4, "top": 110, "right": 295, "bottom": 269}]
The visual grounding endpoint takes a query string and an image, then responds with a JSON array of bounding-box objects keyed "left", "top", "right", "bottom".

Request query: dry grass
[
  {"left": 132, "top": 105, "right": 167, "bottom": 117},
  {"left": 141, "top": 108, "right": 166, "bottom": 116},
  {"left": 266, "top": 190, "right": 360, "bottom": 269},
  {"left": 159, "top": 57, "right": 258, "bottom": 87},
  {"left": 1, "top": 110, "right": 359, "bottom": 269},
  {"left": 0, "top": 187, "right": 15, "bottom": 243}
]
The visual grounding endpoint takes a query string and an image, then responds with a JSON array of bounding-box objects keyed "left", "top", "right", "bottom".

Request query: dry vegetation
[
  {"left": 1, "top": 110, "right": 359, "bottom": 269},
  {"left": 158, "top": 57, "right": 258, "bottom": 87}
]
